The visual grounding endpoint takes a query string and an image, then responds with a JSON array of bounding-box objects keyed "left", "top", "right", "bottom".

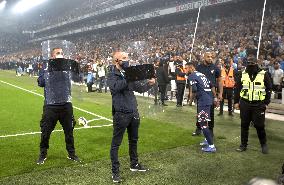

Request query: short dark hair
[
  {"left": 51, "top": 48, "right": 62, "bottom": 55},
  {"left": 185, "top": 62, "right": 194, "bottom": 66}
]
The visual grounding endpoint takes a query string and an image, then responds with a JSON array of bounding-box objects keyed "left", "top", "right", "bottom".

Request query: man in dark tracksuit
[
  {"left": 156, "top": 59, "right": 170, "bottom": 106},
  {"left": 107, "top": 51, "right": 156, "bottom": 183},
  {"left": 234, "top": 49, "right": 272, "bottom": 154},
  {"left": 192, "top": 52, "right": 223, "bottom": 136},
  {"left": 36, "top": 48, "right": 80, "bottom": 165}
]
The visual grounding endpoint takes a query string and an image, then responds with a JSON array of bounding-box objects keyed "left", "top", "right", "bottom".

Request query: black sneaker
[
  {"left": 261, "top": 144, "right": 269, "bottom": 154},
  {"left": 112, "top": 173, "right": 121, "bottom": 183},
  {"left": 67, "top": 154, "right": 81, "bottom": 162},
  {"left": 228, "top": 112, "right": 234, "bottom": 116},
  {"left": 192, "top": 128, "right": 202, "bottom": 136},
  {"left": 236, "top": 145, "right": 247, "bottom": 152},
  {"left": 36, "top": 153, "right": 47, "bottom": 165},
  {"left": 130, "top": 163, "right": 149, "bottom": 172}
]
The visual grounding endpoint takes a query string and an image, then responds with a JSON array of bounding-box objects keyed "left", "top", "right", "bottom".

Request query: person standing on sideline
[
  {"left": 271, "top": 61, "right": 283, "bottom": 99},
  {"left": 86, "top": 66, "right": 94, "bottom": 92},
  {"left": 107, "top": 51, "right": 156, "bottom": 183},
  {"left": 168, "top": 55, "right": 177, "bottom": 100},
  {"left": 192, "top": 51, "right": 223, "bottom": 136},
  {"left": 156, "top": 59, "right": 170, "bottom": 106},
  {"left": 185, "top": 62, "right": 218, "bottom": 152},
  {"left": 219, "top": 59, "right": 235, "bottom": 116},
  {"left": 175, "top": 59, "right": 186, "bottom": 107},
  {"left": 37, "top": 48, "right": 80, "bottom": 164},
  {"left": 97, "top": 59, "right": 106, "bottom": 93},
  {"left": 234, "top": 49, "right": 272, "bottom": 154}
]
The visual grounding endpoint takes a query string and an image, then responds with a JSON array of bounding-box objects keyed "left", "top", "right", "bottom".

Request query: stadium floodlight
[
  {"left": 0, "top": 0, "right": 7, "bottom": 11},
  {"left": 12, "top": 0, "right": 47, "bottom": 14}
]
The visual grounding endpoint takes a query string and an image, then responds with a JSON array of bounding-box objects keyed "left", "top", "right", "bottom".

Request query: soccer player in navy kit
[{"left": 185, "top": 63, "right": 218, "bottom": 152}]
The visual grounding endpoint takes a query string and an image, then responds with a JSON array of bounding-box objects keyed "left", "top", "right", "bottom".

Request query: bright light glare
[
  {"left": 12, "top": 0, "right": 47, "bottom": 14},
  {"left": 0, "top": 0, "right": 7, "bottom": 11}
]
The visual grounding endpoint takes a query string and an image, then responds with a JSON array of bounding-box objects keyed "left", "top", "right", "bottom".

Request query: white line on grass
[
  {"left": 0, "top": 80, "right": 114, "bottom": 138},
  {"left": 87, "top": 118, "right": 103, "bottom": 123},
  {"left": 0, "top": 124, "right": 113, "bottom": 138},
  {"left": 0, "top": 80, "right": 113, "bottom": 122}
]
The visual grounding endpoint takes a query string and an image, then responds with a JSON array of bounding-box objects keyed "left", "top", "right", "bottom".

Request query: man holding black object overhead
[
  {"left": 234, "top": 48, "right": 272, "bottom": 154},
  {"left": 107, "top": 51, "right": 156, "bottom": 183},
  {"left": 37, "top": 47, "right": 81, "bottom": 165}
]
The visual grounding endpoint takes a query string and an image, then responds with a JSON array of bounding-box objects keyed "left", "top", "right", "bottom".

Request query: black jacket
[
  {"left": 156, "top": 65, "right": 170, "bottom": 85},
  {"left": 107, "top": 66, "right": 152, "bottom": 115}
]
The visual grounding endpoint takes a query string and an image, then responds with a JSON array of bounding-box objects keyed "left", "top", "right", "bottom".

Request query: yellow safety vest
[{"left": 240, "top": 70, "right": 266, "bottom": 101}]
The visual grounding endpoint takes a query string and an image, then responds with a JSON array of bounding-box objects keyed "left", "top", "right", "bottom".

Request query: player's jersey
[{"left": 188, "top": 71, "right": 213, "bottom": 106}]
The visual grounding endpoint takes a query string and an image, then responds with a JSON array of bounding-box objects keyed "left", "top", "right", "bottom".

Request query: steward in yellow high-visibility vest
[
  {"left": 240, "top": 70, "right": 266, "bottom": 101},
  {"left": 234, "top": 49, "right": 272, "bottom": 154}
]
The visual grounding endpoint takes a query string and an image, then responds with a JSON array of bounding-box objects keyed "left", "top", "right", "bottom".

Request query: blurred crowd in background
[{"left": 0, "top": 0, "right": 283, "bottom": 100}]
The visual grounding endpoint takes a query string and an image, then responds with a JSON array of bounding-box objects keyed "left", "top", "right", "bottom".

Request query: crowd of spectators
[
  {"left": 31, "top": 0, "right": 195, "bottom": 39},
  {"left": 1, "top": 0, "right": 283, "bottom": 98},
  {"left": 0, "top": 33, "right": 29, "bottom": 55},
  {"left": 19, "top": 0, "right": 186, "bottom": 34}
]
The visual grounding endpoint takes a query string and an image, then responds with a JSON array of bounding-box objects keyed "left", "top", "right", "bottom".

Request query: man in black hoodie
[
  {"left": 234, "top": 49, "right": 272, "bottom": 154},
  {"left": 155, "top": 59, "right": 170, "bottom": 106}
]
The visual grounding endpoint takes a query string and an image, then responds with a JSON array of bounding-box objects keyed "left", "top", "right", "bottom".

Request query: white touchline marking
[
  {"left": 0, "top": 80, "right": 114, "bottom": 138},
  {"left": 0, "top": 80, "right": 113, "bottom": 122},
  {"left": 0, "top": 80, "right": 44, "bottom": 97},
  {"left": 0, "top": 124, "right": 113, "bottom": 138},
  {"left": 87, "top": 118, "right": 103, "bottom": 123}
]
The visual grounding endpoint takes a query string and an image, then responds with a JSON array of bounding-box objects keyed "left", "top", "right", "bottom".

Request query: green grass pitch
[{"left": 0, "top": 70, "right": 283, "bottom": 185}]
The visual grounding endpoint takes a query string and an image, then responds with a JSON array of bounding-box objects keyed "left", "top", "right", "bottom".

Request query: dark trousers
[
  {"left": 220, "top": 88, "right": 233, "bottom": 113},
  {"left": 158, "top": 84, "right": 167, "bottom": 104},
  {"left": 110, "top": 112, "right": 140, "bottom": 174},
  {"left": 99, "top": 76, "right": 105, "bottom": 92},
  {"left": 176, "top": 83, "right": 185, "bottom": 105},
  {"left": 272, "top": 84, "right": 282, "bottom": 99},
  {"left": 153, "top": 84, "right": 159, "bottom": 104},
  {"left": 87, "top": 82, "right": 93, "bottom": 92},
  {"left": 196, "top": 102, "right": 215, "bottom": 132},
  {"left": 239, "top": 99, "right": 267, "bottom": 147},
  {"left": 40, "top": 103, "right": 75, "bottom": 155},
  {"left": 197, "top": 105, "right": 213, "bottom": 145}
]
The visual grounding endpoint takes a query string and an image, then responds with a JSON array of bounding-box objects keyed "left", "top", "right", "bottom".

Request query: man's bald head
[
  {"left": 113, "top": 52, "right": 129, "bottom": 64},
  {"left": 113, "top": 51, "right": 129, "bottom": 70}
]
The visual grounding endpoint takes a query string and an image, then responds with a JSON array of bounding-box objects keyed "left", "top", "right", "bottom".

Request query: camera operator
[
  {"left": 107, "top": 51, "right": 156, "bottom": 183},
  {"left": 36, "top": 48, "right": 80, "bottom": 164}
]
